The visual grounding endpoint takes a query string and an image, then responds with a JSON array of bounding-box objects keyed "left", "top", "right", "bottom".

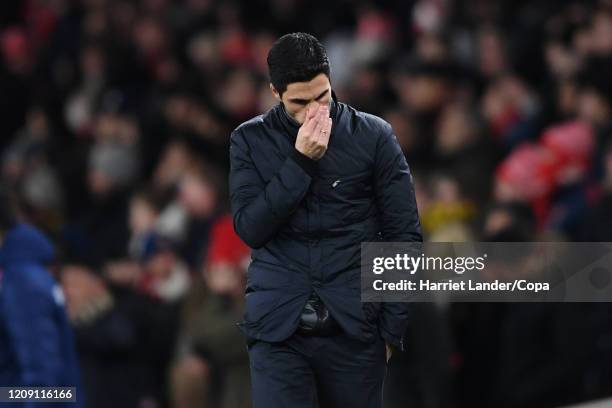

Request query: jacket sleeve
[
  {"left": 229, "top": 128, "right": 316, "bottom": 249},
  {"left": 2, "top": 269, "right": 67, "bottom": 388},
  {"left": 373, "top": 121, "right": 423, "bottom": 351}
]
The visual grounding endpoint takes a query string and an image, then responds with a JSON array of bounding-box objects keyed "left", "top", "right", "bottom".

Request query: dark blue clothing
[
  {"left": 229, "top": 93, "right": 422, "bottom": 351},
  {"left": 0, "top": 223, "right": 83, "bottom": 407},
  {"left": 248, "top": 329, "right": 387, "bottom": 408}
]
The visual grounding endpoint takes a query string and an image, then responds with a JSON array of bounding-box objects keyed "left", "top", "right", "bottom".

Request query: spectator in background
[
  {"left": 62, "top": 101, "right": 140, "bottom": 265},
  {"left": 176, "top": 164, "right": 223, "bottom": 268},
  {"left": 481, "top": 74, "right": 541, "bottom": 151},
  {"left": 390, "top": 60, "right": 452, "bottom": 171},
  {"left": 419, "top": 174, "right": 476, "bottom": 240},
  {"left": 0, "top": 186, "right": 83, "bottom": 407},
  {"left": 61, "top": 261, "right": 177, "bottom": 408},
  {"left": 128, "top": 188, "right": 163, "bottom": 260},
  {"left": 0, "top": 27, "right": 33, "bottom": 153},
  {"left": 2, "top": 107, "right": 64, "bottom": 235},
  {"left": 171, "top": 215, "right": 250, "bottom": 408},
  {"left": 152, "top": 140, "right": 196, "bottom": 197},
  {"left": 137, "top": 234, "right": 191, "bottom": 304},
  {"left": 580, "top": 141, "right": 612, "bottom": 241},
  {"left": 541, "top": 121, "right": 595, "bottom": 238},
  {"left": 576, "top": 55, "right": 612, "bottom": 182},
  {"left": 433, "top": 103, "right": 497, "bottom": 203}
]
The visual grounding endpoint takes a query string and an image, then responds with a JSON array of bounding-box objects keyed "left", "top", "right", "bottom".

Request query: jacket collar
[{"left": 277, "top": 89, "right": 340, "bottom": 139}]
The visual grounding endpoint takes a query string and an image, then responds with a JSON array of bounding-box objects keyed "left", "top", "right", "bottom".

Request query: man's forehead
[{"left": 285, "top": 73, "right": 329, "bottom": 97}]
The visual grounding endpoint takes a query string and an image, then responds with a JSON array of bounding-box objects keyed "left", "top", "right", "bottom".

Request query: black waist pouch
[{"left": 297, "top": 292, "right": 341, "bottom": 336}]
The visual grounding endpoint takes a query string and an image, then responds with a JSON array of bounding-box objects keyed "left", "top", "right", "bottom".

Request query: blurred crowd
[{"left": 2, "top": 0, "right": 612, "bottom": 407}]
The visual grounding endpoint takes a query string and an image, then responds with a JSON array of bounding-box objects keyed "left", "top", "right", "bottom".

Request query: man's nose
[
  {"left": 308, "top": 101, "right": 327, "bottom": 112},
  {"left": 307, "top": 102, "right": 319, "bottom": 112}
]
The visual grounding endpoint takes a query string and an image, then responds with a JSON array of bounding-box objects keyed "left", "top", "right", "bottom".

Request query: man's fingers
[
  {"left": 317, "top": 116, "right": 332, "bottom": 144},
  {"left": 303, "top": 106, "right": 316, "bottom": 127},
  {"left": 308, "top": 105, "right": 319, "bottom": 120},
  {"left": 299, "top": 105, "right": 329, "bottom": 156},
  {"left": 303, "top": 105, "right": 321, "bottom": 130},
  {"left": 303, "top": 107, "right": 310, "bottom": 125},
  {"left": 305, "top": 106, "right": 324, "bottom": 134},
  {"left": 311, "top": 109, "right": 326, "bottom": 139},
  {"left": 301, "top": 107, "right": 311, "bottom": 129}
]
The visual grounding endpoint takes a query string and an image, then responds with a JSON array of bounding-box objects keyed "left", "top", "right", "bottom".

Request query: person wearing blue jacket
[
  {"left": 0, "top": 193, "right": 84, "bottom": 408},
  {"left": 229, "top": 33, "right": 422, "bottom": 408}
]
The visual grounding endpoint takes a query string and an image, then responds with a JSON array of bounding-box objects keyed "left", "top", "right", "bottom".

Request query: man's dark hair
[{"left": 267, "top": 32, "right": 330, "bottom": 96}]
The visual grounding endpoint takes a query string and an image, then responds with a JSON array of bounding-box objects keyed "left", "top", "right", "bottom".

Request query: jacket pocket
[
  {"left": 320, "top": 169, "right": 373, "bottom": 223},
  {"left": 243, "top": 291, "right": 284, "bottom": 324},
  {"left": 246, "top": 260, "right": 294, "bottom": 291},
  {"left": 322, "top": 169, "right": 372, "bottom": 200}
]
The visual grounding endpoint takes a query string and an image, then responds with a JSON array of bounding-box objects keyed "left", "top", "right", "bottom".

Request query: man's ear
[{"left": 270, "top": 83, "right": 281, "bottom": 102}]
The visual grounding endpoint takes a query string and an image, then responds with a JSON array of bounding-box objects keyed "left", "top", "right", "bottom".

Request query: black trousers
[{"left": 247, "top": 328, "right": 387, "bottom": 408}]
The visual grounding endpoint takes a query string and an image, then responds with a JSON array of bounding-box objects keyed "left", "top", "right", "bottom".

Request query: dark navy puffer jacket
[
  {"left": 229, "top": 92, "right": 422, "bottom": 350},
  {"left": 0, "top": 223, "right": 83, "bottom": 407}
]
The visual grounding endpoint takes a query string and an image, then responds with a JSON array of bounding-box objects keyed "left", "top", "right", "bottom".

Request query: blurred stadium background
[{"left": 1, "top": 0, "right": 612, "bottom": 407}]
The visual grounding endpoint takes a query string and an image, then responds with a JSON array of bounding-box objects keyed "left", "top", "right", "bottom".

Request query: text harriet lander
[{"left": 371, "top": 279, "right": 550, "bottom": 293}]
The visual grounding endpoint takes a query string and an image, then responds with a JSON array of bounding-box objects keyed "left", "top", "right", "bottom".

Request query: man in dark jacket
[
  {"left": 229, "top": 32, "right": 422, "bottom": 408},
  {"left": 0, "top": 192, "right": 83, "bottom": 407}
]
